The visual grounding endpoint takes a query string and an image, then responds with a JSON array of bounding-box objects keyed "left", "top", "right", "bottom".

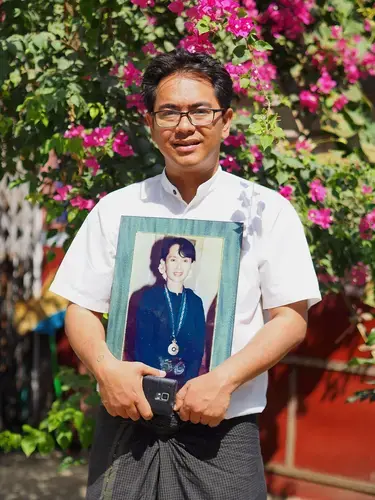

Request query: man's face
[
  {"left": 146, "top": 73, "right": 233, "bottom": 174},
  {"left": 163, "top": 244, "right": 193, "bottom": 284}
]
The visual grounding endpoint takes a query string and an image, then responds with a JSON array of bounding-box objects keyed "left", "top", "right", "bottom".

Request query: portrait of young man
[{"left": 50, "top": 48, "right": 321, "bottom": 500}]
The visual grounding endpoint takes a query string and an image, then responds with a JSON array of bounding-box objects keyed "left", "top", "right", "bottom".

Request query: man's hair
[
  {"left": 160, "top": 237, "right": 196, "bottom": 262},
  {"left": 141, "top": 48, "right": 233, "bottom": 113}
]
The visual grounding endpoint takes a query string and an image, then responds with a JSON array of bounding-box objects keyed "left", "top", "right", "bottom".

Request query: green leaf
[
  {"left": 262, "top": 158, "right": 275, "bottom": 171},
  {"left": 89, "top": 106, "right": 100, "bottom": 120},
  {"left": 322, "top": 113, "right": 355, "bottom": 139},
  {"left": 58, "top": 456, "right": 75, "bottom": 473},
  {"left": 348, "top": 357, "right": 375, "bottom": 366},
  {"left": 345, "top": 109, "right": 366, "bottom": 126},
  {"left": 56, "top": 429, "right": 73, "bottom": 450},
  {"left": 196, "top": 17, "right": 210, "bottom": 35},
  {"left": 57, "top": 58, "right": 74, "bottom": 71},
  {"left": 239, "top": 77, "right": 250, "bottom": 89},
  {"left": 163, "top": 41, "right": 175, "bottom": 52},
  {"left": 67, "top": 208, "right": 79, "bottom": 223},
  {"left": 37, "top": 434, "right": 55, "bottom": 455},
  {"left": 283, "top": 157, "right": 303, "bottom": 169},
  {"left": 343, "top": 85, "right": 362, "bottom": 103},
  {"left": 78, "top": 417, "right": 95, "bottom": 449},
  {"left": 253, "top": 40, "right": 273, "bottom": 51},
  {"left": 154, "top": 27, "right": 165, "bottom": 38},
  {"left": 366, "top": 331, "right": 375, "bottom": 346},
  {"left": 73, "top": 411, "right": 84, "bottom": 431},
  {"left": 259, "top": 135, "right": 273, "bottom": 151},
  {"left": 233, "top": 44, "right": 246, "bottom": 58},
  {"left": 359, "top": 132, "right": 375, "bottom": 163},
  {"left": 275, "top": 171, "right": 289, "bottom": 185},
  {"left": 21, "top": 436, "right": 38, "bottom": 457},
  {"left": 9, "top": 69, "right": 22, "bottom": 87}
]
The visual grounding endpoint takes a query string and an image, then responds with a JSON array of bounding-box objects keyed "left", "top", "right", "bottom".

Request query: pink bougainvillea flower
[
  {"left": 279, "top": 185, "right": 294, "bottom": 200},
  {"left": 85, "top": 156, "right": 100, "bottom": 176},
  {"left": 109, "top": 64, "right": 120, "bottom": 77},
  {"left": 359, "top": 209, "right": 375, "bottom": 240},
  {"left": 146, "top": 15, "right": 157, "bottom": 25},
  {"left": 242, "top": 0, "right": 259, "bottom": 17},
  {"left": 64, "top": 124, "right": 85, "bottom": 139},
  {"left": 345, "top": 63, "right": 360, "bottom": 84},
  {"left": 226, "top": 15, "right": 254, "bottom": 38},
  {"left": 112, "top": 131, "right": 135, "bottom": 157},
  {"left": 331, "top": 26, "right": 343, "bottom": 39},
  {"left": 83, "top": 127, "right": 112, "bottom": 148},
  {"left": 53, "top": 184, "right": 72, "bottom": 201},
  {"left": 363, "top": 45, "right": 375, "bottom": 76},
  {"left": 299, "top": 90, "right": 319, "bottom": 113},
  {"left": 332, "top": 95, "right": 348, "bottom": 112},
  {"left": 168, "top": 0, "right": 184, "bottom": 15},
  {"left": 362, "top": 185, "right": 373, "bottom": 195},
  {"left": 123, "top": 62, "right": 142, "bottom": 88},
  {"left": 70, "top": 196, "right": 95, "bottom": 211},
  {"left": 126, "top": 93, "right": 147, "bottom": 114},
  {"left": 317, "top": 272, "right": 339, "bottom": 285},
  {"left": 364, "top": 19, "right": 372, "bottom": 32},
  {"left": 186, "top": 0, "right": 237, "bottom": 23},
  {"left": 350, "top": 262, "right": 369, "bottom": 287},
  {"left": 179, "top": 33, "right": 216, "bottom": 54},
  {"left": 309, "top": 179, "right": 327, "bottom": 203},
  {"left": 220, "top": 155, "right": 241, "bottom": 173},
  {"left": 308, "top": 208, "right": 333, "bottom": 229},
  {"left": 98, "top": 192, "right": 108, "bottom": 200},
  {"left": 260, "top": 0, "right": 314, "bottom": 40},
  {"left": 249, "top": 145, "right": 263, "bottom": 172},
  {"left": 141, "top": 42, "right": 159, "bottom": 55},
  {"left": 131, "top": 0, "right": 155, "bottom": 8},
  {"left": 317, "top": 68, "right": 336, "bottom": 94},
  {"left": 295, "top": 138, "right": 314, "bottom": 152},
  {"left": 224, "top": 133, "right": 246, "bottom": 148}
]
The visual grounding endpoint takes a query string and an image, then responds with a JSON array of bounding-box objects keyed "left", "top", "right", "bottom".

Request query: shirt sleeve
[
  {"left": 49, "top": 201, "right": 116, "bottom": 313},
  {"left": 258, "top": 199, "right": 321, "bottom": 310}
]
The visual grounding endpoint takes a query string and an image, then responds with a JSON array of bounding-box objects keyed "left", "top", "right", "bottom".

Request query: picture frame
[{"left": 106, "top": 216, "right": 243, "bottom": 385}]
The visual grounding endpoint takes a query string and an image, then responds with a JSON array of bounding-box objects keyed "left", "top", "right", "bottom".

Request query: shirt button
[{"left": 173, "top": 189, "right": 177, "bottom": 195}]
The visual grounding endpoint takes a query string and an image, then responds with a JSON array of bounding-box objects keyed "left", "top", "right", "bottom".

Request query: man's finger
[
  {"left": 174, "top": 384, "right": 188, "bottom": 411},
  {"left": 136, "top": 395, "right": 154, "bottom": 421},
  {"left": 189, "top": 411, "right": 201, "bottom": 424},
  {"left": 139, "top": 363, "right": 166, "bottom": 378},
  {"left": 208, "top": 417, "right": 223, "bottom": 428},
  {"left": 126, "top": 404, "right": 141, "bottom": 421},
  {"left": 178, "top": 408, "right": 190, "bottom": 422}
]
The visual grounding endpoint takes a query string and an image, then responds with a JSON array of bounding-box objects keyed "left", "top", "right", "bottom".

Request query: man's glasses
[{"left": 151, "top": 108, "right": 225, "bottom": 128}]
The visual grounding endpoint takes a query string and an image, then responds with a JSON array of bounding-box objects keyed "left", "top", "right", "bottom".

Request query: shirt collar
[{"left": 159, "top": 166, "right": 223, "bottom": 202}]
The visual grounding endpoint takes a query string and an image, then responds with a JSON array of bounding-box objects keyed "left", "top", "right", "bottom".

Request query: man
[
  {"left": 50, "top": 48, "right": 321, "bottom": 500},
  {"left": 134, "top": 237, "right": 206, "bottom": 387}
]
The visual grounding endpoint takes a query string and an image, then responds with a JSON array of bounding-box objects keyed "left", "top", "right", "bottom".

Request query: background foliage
[{"left": 0, "top": 0, "right": 375, "bottom": 450}]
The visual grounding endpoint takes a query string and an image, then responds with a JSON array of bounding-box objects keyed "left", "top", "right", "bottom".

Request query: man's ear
[
  {"left": 145, "top": 112, "right": 153, "bottom": 129},
  {"left": 221, "top": 108, "right": 233, "bottom": 140}
]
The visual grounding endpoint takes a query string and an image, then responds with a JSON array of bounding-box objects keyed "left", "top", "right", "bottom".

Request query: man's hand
[
  {"left": 96, "top": 359, "right": 165, "bottom": 421},
  {"left": 174, "top": 370, "right": 233, "bottom": 427}
]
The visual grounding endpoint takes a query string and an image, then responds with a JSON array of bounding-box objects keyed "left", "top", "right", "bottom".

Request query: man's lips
[{"left": 172, "top": 140, "right": 201, "bottom": 152}]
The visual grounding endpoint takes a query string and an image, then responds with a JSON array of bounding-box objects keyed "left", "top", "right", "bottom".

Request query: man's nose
[{"left": 175, "top": 114, "right": 195, "bottom": 133}]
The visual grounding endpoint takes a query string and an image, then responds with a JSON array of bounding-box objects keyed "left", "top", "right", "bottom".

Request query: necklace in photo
[{"left": 164, "top": 285, "right": 187, "bottom": 356}]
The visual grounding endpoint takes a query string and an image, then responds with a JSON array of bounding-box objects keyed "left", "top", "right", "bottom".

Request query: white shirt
[{"left": 50, "top": 168, "right": 321, "bottom": 418}]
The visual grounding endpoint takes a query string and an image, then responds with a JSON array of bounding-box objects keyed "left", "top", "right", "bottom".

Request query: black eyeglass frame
[{"left": 150, "top": 108, "right": 226, "bottom": 128}]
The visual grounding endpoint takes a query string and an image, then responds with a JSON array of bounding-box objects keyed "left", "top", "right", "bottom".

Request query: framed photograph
[{"left": 106, "top": 216, "right": 243, "bottom": 387}]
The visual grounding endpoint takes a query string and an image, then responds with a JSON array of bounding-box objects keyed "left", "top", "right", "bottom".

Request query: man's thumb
[{"left": 140, "top": 363, "right": 166, "bottom": 378}]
